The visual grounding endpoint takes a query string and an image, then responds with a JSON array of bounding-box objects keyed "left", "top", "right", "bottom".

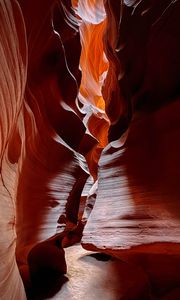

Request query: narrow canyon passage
[
  {"left": 0, "top": 0, "right": 180, "bottom": 299},
  {"left": 28, "top": 244, "right": 134, "bottom": 300},
  {"left": 27, "top": 244, "right": 180, "bottom": 300}
]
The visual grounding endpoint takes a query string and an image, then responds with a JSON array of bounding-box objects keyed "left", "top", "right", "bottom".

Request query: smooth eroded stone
[
  {"left": 27, "top": 239, "right": 67, "bottom": 285},
  {"left": 82, "top": 99, "right": 180, "bottom": 254},
  {"left": 0, "top": 0, "right": 27, "bottom": 299}
]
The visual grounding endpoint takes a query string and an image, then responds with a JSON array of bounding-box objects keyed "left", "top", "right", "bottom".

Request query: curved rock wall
[
  {"left": 82, "top": 0, "right": 180, "bottom": 254},
  {"left": 0, "top": 1, "right": 27, "bottom": 299},
  {"left": 0, "top": 0, "right": 180, "bottom": 299}
]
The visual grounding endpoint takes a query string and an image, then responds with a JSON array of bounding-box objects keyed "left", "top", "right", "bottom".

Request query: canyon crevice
[{"left": 0, "top": 0, "right": 180, "bottom": 299}]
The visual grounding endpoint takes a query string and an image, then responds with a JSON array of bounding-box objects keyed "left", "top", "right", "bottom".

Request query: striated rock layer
[
  {"left": 0, "top": 0, "right": 27, "bottom": 299},
  {"left": 82, "top": 99, "right": 180, "bottom": 253},
  {"left": 15, "top": 0, "right": 93, "bottom": 276},
  {"left": 0, "top": 0, "right": 180, "bottom": 299},
  {"left": 81, "top": 2, "right": 180, "bottom": 296},
  {"left": 82, "top": 0, "right": 180, "bottom": 254}
]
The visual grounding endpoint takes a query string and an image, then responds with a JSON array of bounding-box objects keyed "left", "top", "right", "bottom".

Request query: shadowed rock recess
[{"left": 0, "top": 0, "right": 180, "bottom": 299}]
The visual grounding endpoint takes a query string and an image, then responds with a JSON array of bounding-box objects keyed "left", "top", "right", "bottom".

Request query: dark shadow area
[
  {"left": 78, "top": 252, "right": 113, "bottom": 266},
  {"left": 24, "top": 237, "right": 67, "bottom": 299},
  {"left": 26, "top": 274, "right": 68, "bottom": 300},
  {"left": 88, "top": 253, "right": 112, "bottom": 261},
  {"left": 113, "top": 252, "right": 180, "bottom": 300}
]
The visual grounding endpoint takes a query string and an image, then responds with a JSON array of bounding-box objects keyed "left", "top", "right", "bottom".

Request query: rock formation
[
  {"left": 82, "top": 0, "right": 180, "bottom": 253},
  {"left": 0, "top": 0, "right": 180, "bottom": 299},
  {"left": 0, "top": 1, "right": 27, "bottom": 299}
]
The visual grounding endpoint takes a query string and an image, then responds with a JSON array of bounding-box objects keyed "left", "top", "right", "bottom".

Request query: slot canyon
[{"left": 0, "top": 0, "right": 180, "bottom": 299}]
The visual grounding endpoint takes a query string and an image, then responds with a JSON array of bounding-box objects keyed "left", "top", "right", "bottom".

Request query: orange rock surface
[{"left": 0, "top": 0, "right": 180, "bottom": 299}]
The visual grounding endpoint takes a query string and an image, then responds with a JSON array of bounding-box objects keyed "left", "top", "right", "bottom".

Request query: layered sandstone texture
[
  {"left": 0, "top": 0, "right": 180, "bottom": 300},
  {"left": 82, "top": 0, "right": 180, "bottom": 253}
]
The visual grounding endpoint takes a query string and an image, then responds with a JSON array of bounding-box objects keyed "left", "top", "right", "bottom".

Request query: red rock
[
  {"left": 27, "top": 239, "right": 67, "bottom": 282},
  {"left": 82, "top": 100, "right": 180, "bottom": 252},
  {"left": 1, "top": 0, "right": 180, "bottom": 299}
]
